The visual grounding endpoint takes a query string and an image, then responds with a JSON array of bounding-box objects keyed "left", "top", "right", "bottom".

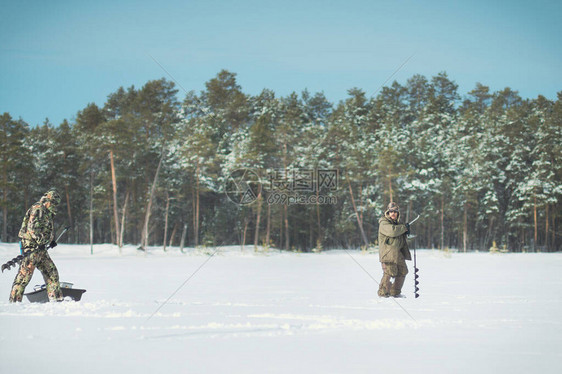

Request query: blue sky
[{"left": 1, "top": 0, "right": 560, "bottom": 126}]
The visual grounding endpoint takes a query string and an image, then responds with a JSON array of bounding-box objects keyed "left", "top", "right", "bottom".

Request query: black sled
[{"left": 24, "top": 282, "right": 86, "bottom": 303}]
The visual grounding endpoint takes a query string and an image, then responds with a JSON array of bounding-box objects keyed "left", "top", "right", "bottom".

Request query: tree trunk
[
  {"left": 163, "top": 192, "right": 170, "bottom": 252},
  {"left": 279, "top": 209, "right": 284, "bottom": 250},
  {"left": 358, "top": 184, "right": 365, "bottom": 228},
  {"left": 2, "top": 188, "right": 7, "bottom": 242},
  {"left": 316, "top": 186, "right": 322, "bottom": 248},
  {"left": 64, "top": 185, "right": 73, "bottom": 242},
  {"left": 283, "top": 144, "right": 290, "bottom": 251},
  {"left": 487, "top": 216, "right": 495, "bottom": 251},
  {"left": 266, "top": 202, "right": 271, "bottom": 250},
  {"left": 180, "top": 223, "right": 188, "bottom": 253},
  {"left": 191, "top": 188, "right": 196, "bottom": 247},
  {"left": 284, "top": 204, "right": 289, "bottom": 251},
  {"left": 440, "top": 195, "right": 445, "bottom": 250},
  {"left": 2, "top": 166, "right": 7, "bottom": 242},
  {"left": 406, "top": 200, "right": 412, "bottom": 223},
  {"left": 522, "top": 222, "right": 526, "bottom": 252},
  {"left": 169, "top": 221, "right": 179, "bottom": 248},
  {"left": 109, "top": 149, "right": 121, "bottom": 252},
  {"left": 120, "top": 191, "right": 129, "bottom": 248},
  {"left": 545, "top": 204, "right": 549, "bottom": 250},
  {"left": 194, "top": 164, "right": 200, "bottom": 247},
  {"left": 254, "top": 192, "right": 263, "bottom": 251},
  {"left": 348, "top": 181, "right": 370, "bottom": 247},
  {"left": 463, "top": 202, "right": 468, "bottom": 253},
  {"left": 533, "top": 195, "right": 537, "bottom": 251},
  {"left": 519, "top": 217, "right": 524, "bottom": 251},
  {"left": 550, "top": 207, "right": 557, "bottom": 251},
  {"left": 90, "top": 171, "right": 94, "bottom": 255},
  {"left": 242, "top": 216, "right": 249, "bottom": 251},
  {"left": 309, "top": 215, "right": 313, "bottom": 250},
  {"left": 388, "top": 166, "right": 393, "bottom": 203},
  {"left": 141, "top": 150, "right": 165, "bottom": 250}
]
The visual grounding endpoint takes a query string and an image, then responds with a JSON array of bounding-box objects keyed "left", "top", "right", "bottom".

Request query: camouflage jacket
[
  {"left": 378, "top": 213, "right": 411, "bottom": 263},
  {"left": 18, "top": 202, "right": 55, "bottom": 250}
]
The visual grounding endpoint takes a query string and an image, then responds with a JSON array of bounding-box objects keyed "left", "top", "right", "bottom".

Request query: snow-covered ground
[{"left": 0, "top": 243, "right": 560, "bottom": 374}]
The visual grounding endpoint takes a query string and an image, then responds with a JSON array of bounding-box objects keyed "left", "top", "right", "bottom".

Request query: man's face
[{"left": 389, "top": 210, "right": 398, "bottom": 220}]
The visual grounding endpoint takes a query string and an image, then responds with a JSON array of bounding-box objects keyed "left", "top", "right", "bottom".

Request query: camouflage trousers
[
  {"left": 378, "top": 258, "right": 409, "bottom": 297},
  {"left": 9, "top": 249, "right": 62, "bottom": 302}
]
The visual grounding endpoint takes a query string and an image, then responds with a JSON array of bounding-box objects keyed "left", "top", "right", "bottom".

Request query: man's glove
[
  {"left": 38, "top": 244, "right": 46, "bottom": 251},
  {"left": 50, "top": 240, "right": 57, "bottom": 248},
  {"left": 405, "top": 223, "right": 411, "bottom": 236}
]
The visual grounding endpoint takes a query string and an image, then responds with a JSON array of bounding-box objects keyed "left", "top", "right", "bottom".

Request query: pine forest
[{"left": 1, "top": 70, "right": 561, "bottom": 252}]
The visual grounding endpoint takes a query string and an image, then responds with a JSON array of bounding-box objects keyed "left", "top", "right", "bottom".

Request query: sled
[{"left": 24, "top": 282, "right": 86, "bottom": 303}]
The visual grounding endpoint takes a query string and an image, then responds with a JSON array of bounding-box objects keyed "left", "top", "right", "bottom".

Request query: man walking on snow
[
  {"left": 378, "top": 202, "right": 411, "bottom": 297},
  {"left": 9, "top": 189, "right": 63, "bottom": 302}
]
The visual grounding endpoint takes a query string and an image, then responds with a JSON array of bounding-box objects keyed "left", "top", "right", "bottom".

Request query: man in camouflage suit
[
  {"left": 9, "top": 189, "right": 63, "bottom": 302},
  {"left": 378, "top": 202, "right": 411, "bottom": 297}
]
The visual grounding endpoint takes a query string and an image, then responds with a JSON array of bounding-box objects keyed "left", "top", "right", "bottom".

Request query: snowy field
[{"left": 0, "top": 243, "right": 561, "bottom": 374}]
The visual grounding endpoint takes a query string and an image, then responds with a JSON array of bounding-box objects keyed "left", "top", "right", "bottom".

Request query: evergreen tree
[
  {"left": 326, "top": 88, "right": 376, "bottom": 247},
  {"left": 452, "top": 84, "right": 492, "bottom": 251},
  {"left": 3, "top": 71, "right": 560, "bottom": 252},
  {"left": 0, "top": 113, "right": 32, "bottom": 242},
  {"left": 75, "top": 103, "right": 106, "bottom": 247},
  {"left": 293, "top": 90, "right": 333, "bottom": 250}
]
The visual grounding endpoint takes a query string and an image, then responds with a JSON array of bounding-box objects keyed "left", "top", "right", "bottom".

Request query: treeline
[{"left": 1, "top": 70, "right": 561, "bottom": 252}]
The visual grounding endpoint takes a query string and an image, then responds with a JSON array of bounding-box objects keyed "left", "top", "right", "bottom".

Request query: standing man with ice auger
[
  {"left": 378, "top": 202, "right": 412, "bottom": 298},
  {"left": 9, "top": 189, "right": 63, "bottom": 302}
]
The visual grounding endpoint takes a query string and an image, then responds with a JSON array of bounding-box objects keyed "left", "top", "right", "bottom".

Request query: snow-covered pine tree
[{"left": 0, "top": 113, "right": 32, "bottom": 242}]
